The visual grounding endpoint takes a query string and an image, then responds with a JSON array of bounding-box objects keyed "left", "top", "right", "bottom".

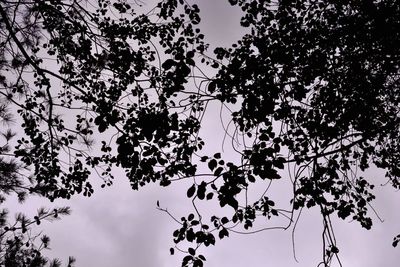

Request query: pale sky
[{"left": 4, "top": 1, "right": 400, "bottom": 267}]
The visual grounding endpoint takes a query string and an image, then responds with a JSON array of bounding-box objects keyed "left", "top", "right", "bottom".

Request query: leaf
[
  {"left": 331, "top": 246, "right": 339, "bottom": 254},
  {"left": 198, "top": 255, "right": 206, "bottom": 261},
  {"left": 193, "top": 259, "right": 203, "bottom": 267},
  {"left": 200, "top": 156, "right": 209, "bottom": 162},
  {"left": 186, "top": 58, "right": 195, "bottom": 66},
  {"left": 208, "top": 81, "right": 217, "bottom": 93},
  {"left": 197, "top": 182, "right": 206, "bottom": 200},
  {"left": 187, "top": 50, "right": 195, "bottom": 58},
  {"left": 214, "top": 166, "right": 223, "bottom": 176},
  {"left": 221, "top": 217, "right": 229, "bottom": 224},
  {"left": 248, "top": 175, "right": 256, "bottom": 183},
  {"left": 183, "top": 255, "right": 193, "bottom": 265},
  {"left": 273, "top": 158, "right": 285, "bottom": 169},
  {"left": 162, "top": 59, "right": 175, "bottom": 70},
  {"left": 227, "top": 197, "right": 238, "bottom": 210},
  {"left": 180, "top": 64, "right": 191, "bottom": 76},
  {"left": 208, "top": 159, "right": 217, "bottom": 171},
  {"left": 218, "top": 228, "right": 229, "bottom": 239},
  {"left": 160, "top": 179, "right": 171, "bottom": 186},
  {"left": 188, "top": 247, "right": 196, "bottom": 256},
  {"left": 186, "top": 228, "right": 195, "bottom": 242},
  {"left": 187, "top": 184, "right": 196, "bottom": 198},
  {"left": 393, "top": 235, "right": 400, "bottom": 247}
]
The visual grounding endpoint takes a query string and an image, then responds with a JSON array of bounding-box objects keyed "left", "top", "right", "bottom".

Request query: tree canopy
[
  {"left": 0, "top": 0, "right": 399, "bottom": 266},
  {"left": 0, "top": 93, "right": 73, "bottom": 266}
]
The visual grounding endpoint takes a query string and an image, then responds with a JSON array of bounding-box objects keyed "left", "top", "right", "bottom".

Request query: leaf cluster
[{"left": 0, "top": 0, "right": 399, "bottom": 266}]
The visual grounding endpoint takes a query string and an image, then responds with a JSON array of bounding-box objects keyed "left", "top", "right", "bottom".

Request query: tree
[
  {"left": 0, "top": 4, "right": 74, "bottom": 266},
  {"left": 0, "top": 0, "right": 399, "bottom": 266},
  {"left": 0, "top": 206, "right": 74, "bottom": 267},
  {"left": 0, "top": 100, "right": 74, "bottom": 266}
]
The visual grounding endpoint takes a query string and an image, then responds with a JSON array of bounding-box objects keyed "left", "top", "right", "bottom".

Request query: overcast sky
[{"left": 5, "top": 1, "right": 400, "bottom": 267}]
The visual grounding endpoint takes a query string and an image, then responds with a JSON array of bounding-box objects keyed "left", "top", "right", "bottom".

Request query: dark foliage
[
  {"left": 0, "top": 100, "right": 73, "bottom": 266},
  {"left": 0, "top": 0, "right": 399, "bottom": 266},
  {"left": 0, "top": 3, "right": 73, "bottom": 265},
  {"left": 0, "top": 206, "right": 74, "bottom": 267}
]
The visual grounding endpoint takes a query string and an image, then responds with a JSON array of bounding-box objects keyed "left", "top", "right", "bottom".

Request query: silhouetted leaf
[{"left": 187, "top": 184, "right": 196, "bottom": 198}]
